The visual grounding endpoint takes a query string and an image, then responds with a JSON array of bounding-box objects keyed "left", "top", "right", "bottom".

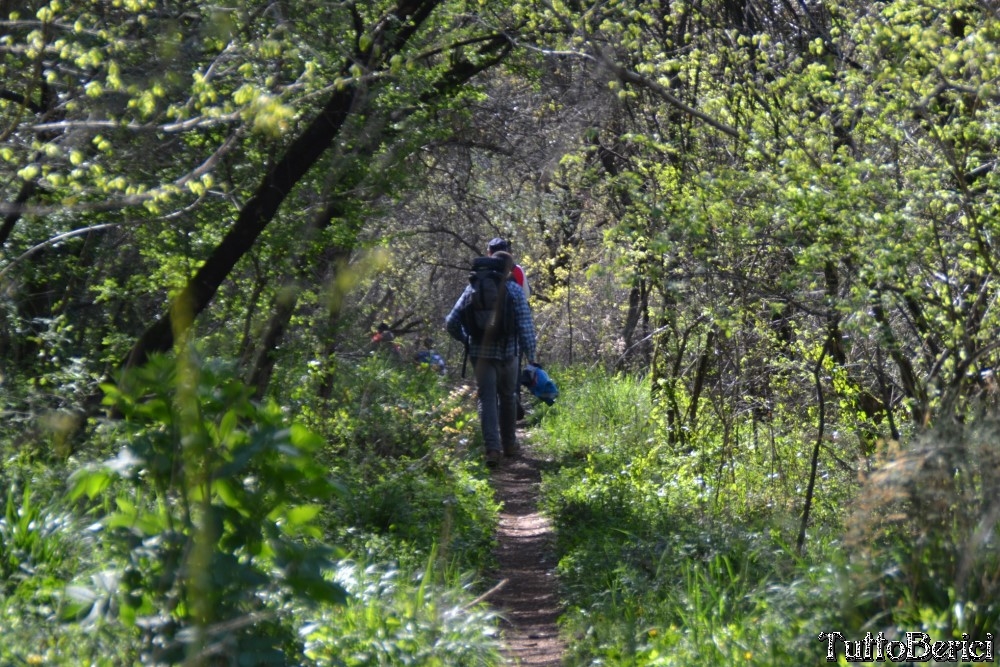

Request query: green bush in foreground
[
  {"left": 59, "top": 354, "right": 346, "bottom": 664},
  {"left": 0, "top": 349, "right": 506, "bottom": 665}
]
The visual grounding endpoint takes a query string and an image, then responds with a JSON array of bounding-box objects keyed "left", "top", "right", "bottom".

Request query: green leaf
[
  {"left": 218, "top": 409, "right": 238, "bottom": 444},
  {"left": 213, "top": 478, "right": 249, "bottom": 515},
  {"left": 285, "top": 504, "right": 322, "bottom": 527},
  {"left": 105, "top": 510, "right": 168, "bottom": 536},
  {"left": 68, "top": 469, "right": 112, "bottom": 500},
  {"left": 289, "top": 423, "right": 324, "bottom": 451}
]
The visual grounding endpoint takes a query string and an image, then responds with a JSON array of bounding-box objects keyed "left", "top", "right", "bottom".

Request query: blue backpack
[
  {"left": 415, "top": 349, "right": 445, "bottom": 374},
  {"left": 521, "top": 365, "right": 558, "bottom": 405}
]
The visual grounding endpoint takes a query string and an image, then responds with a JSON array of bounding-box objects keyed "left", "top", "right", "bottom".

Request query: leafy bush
[
  {"left": 66, "top": 354, "right": 347, "bottom": 665},
  {"left": 0, "top": 349, "right": 506, "bottom": 666},
  {"left": 339, "top": 457, "right": 499, "bottom": 573},
  {"left": 294, "top": 355, "right": 500, "bottom": 573},
  {"left": 0, "top": 485, "right": 80, "bottom": 595},
  {"left": 303, "top": 551, "right": 503, "bottom": 666},
  {"left": 294, "top": 355, "right": 476, "bottom": 462},
  {"left": 0, "top": 480, "right": 139, "bottom": 666}
]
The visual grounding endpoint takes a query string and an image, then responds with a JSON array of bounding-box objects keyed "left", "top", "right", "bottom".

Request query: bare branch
[
  {"left": 0, "top": 222, "right": 122, "bottom": 283},
  {"left": 27, "top": 112, "right": 242, "bottom": 134}
]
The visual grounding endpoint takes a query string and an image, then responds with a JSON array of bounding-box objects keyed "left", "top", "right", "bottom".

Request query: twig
[{"left": 462, "top": 578, "right": 508, "bottom": 610}]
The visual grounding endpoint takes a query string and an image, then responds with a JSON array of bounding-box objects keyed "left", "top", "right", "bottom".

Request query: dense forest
[{"left": 2, "top": 0, "right": 999, "bottom": 664}]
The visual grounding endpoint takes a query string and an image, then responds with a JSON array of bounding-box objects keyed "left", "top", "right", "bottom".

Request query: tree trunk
[
  {"left": 797, "top": 341, "right": 828, "bottom": 556},
  {"left": 619, "top": 279, "right": 652, "bottom": 371},
  {"left": 0, "top": 180, "right": 36, "bottom": 248},
  {"left": 872, "top": 299, "right": 930, "bottom": 426},
  {"left": 249, "top": 244, "right": 351, "bottom": 397},
  {"left": 686, "top": 328, "right": 716, "bottom": 429}
]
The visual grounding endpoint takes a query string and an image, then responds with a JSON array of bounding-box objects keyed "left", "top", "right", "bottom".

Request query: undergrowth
[
  {"left": 534, "top": 369, "right": 1000, "bottom": 665},
  {"left": 5, "top": 354, "right": 998, "bottom": 665},
  {"left": 0, "top": 352, "right": 503, "bottom": 665}
]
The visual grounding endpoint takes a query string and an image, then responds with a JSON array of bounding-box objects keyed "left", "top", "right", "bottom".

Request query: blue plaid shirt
[{"left": 446, "top": 280, "right": 536, "bottom": 362}]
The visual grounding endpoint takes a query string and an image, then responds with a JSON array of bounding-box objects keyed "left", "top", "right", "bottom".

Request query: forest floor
[{"left": 488, "top": 428, "right": 566, "bottom": 666}]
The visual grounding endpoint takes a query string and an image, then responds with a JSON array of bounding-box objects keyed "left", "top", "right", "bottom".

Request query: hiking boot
[
  {"left": 504, "top": 444, "right": 521, "bottom": 458},
  {"left": 485, "top": 449, "right": 503, "bottom": 468}
]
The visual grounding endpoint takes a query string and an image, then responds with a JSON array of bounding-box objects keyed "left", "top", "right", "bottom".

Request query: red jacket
[{"left": 511, "top": 265, "right": 530, "bottom": 299}]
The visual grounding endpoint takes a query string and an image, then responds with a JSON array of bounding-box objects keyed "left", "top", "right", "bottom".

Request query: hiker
[
  {"left": 487, "top": 238, "right": 530, "bottom": 300},
  {"left": 487, "top": 237, "right": 530, "bottom": 418},
  {"left": 370, "top": 322, "right": 403, "bottom": 364},
  {"left": 446, "top": 250, "right": 537, "bottom": 468},
  {"left": 414, "top": 337, "right": 446, "bottom": 374}
]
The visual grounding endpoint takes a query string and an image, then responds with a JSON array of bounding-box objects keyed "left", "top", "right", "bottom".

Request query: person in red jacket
[
  {"left": 370, "top": 322, "right": 403, "bottom": 364},
  {"left": 487, "top": 238, "right": 530, "bottom": 300}
]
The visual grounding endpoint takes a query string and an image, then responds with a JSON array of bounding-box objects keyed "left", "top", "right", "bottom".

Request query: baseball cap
[{"left": 487, "top": 237, "right": 510, "bottom": 253}]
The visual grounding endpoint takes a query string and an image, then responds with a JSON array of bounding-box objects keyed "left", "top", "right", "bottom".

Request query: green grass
[
  {"left": 530, "top": 370, "right": 872, "bottom": 666},
  {"left": 303, "top": 547, "right": 503, "bottom": 666}
]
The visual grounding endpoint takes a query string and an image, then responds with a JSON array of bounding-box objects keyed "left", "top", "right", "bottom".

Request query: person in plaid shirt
[{"left": 446, "top": 251, "right": 537, "bottom": 467}]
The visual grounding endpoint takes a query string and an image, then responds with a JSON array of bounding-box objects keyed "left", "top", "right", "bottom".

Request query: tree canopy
[
  {"left": 4, "top": 0, "right": 1000, "bottom": 664},
  {"left": 1, "top": 0, "right": 998, "bottom": 438}
]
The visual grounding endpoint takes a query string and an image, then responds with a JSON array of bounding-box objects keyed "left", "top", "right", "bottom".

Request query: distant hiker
[
  {"left": 446, "top": 250, "right": 537, "bottom": 468},
  {"left": 370, "top": 322, "right": 403, "bottom": 364},
  {"left": 487, "top": 237, "right": 530, "bottom": 300},
  {"left": 414, "top": 337, "right": 446, "bottom": 375}
]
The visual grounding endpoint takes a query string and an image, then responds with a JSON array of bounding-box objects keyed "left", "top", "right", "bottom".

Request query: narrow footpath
[{"left": 489, "top": 433, "right": 566, "bottom": 666}]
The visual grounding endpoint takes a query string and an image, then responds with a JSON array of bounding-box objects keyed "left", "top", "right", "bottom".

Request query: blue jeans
[{"left": 473, "top": 356, "right": 518, "bottom": 453}]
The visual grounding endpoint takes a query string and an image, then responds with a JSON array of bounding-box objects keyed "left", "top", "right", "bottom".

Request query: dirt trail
[{"left": 489, "top": 433, "right": 565, "bottom": 666}]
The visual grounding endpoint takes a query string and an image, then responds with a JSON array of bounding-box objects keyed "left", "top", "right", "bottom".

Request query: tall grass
[
  {"left": 532, "top": 369, "right": 860, "bottom": 665},
  {"left": 534, "top": 367, "right": 654, "bottom": 462}
]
